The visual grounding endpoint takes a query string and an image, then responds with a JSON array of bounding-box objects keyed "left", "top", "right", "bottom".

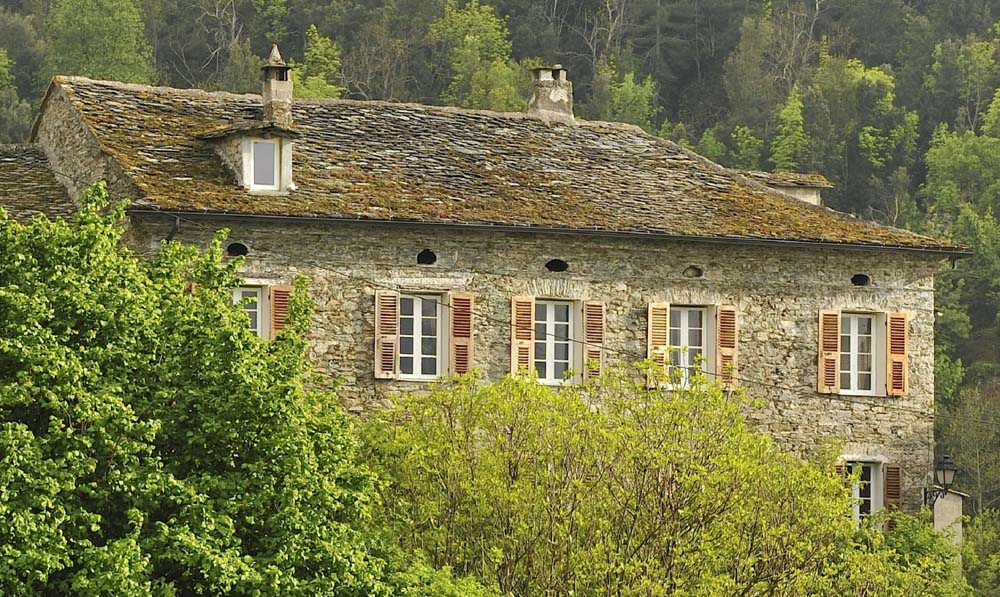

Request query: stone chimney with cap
[
  {"left": 261, "top": 44, "right": 293, "bottom": 128},
  {"left": 528, "top": 65, "right": 575, "bottom": 125}
]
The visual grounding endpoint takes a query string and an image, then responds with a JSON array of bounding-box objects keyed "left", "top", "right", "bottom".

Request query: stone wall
[
  {"left": 33, "top": 86, "right": 142, "bottom": 203},
  {"left": 128, "top": 214, "right": 941, "bottom": 511}
]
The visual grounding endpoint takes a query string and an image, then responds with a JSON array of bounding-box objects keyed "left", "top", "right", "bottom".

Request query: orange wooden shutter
[
  {"left": 817, "top": 310, "right": 841, "bottom": 394},
  {"left": 510, "top": 296, "right": 535, "bottom": 375},
  {"left": 374, "top": 290, "right": 399, "bottom": 379},
  {"left": 886, "top": 312, "right": 909, "bottom": 397},
  {"left": 716, "top": 305, "right": 739, "bottom": 388},
  {"left": 269, "top": 285, "right": 294, "bottom": 339},
  {"left": 884, "top": 464, "right": 902, "bottom": 529},
  {"left": 647, "top": 303, "right": 670, "bottom": 386},
  {"left": 582, "top": 301, "right": 606, "bottom": 381},
  {"left": 449, "top": 293, "right": 474, "bottom": 375}
]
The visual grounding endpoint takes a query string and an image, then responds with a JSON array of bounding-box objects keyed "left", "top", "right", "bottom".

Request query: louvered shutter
[
  {"left": 647, "top": 303, "right": 670, "bottom": 386},
  {"left": 716, "top": 305, "right": 739, "bottom": 388},
  {"left": 886, "top": 312, "right": 909, "bottom": 397},
  {"left": 884, "top": 464, "right": 902, "bottom": 530},
  {"left": 374, "top": 290, "right": 399, "bottom": 379},
  {"left": 510, "top": 296, "right": 535, "bottom": 375},
  {"left": 817, "top": 310, "right": 841, "bottom": 394},
  {"left": 269, "top": 285, "right": 294, "bottom": 339},
  {"left": 449, "top": 293, "right": 474, "bottom": 375},
  {"left": 582, "top": 301, "right": 606, "bottom": 381}
]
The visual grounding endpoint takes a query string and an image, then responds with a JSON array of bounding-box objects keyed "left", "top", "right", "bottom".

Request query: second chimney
[
  {"left": 261, "top": 44, "right": 293, "bottom": 128},
  {"left": 528, "top": 65, "right": 575, "bottom": 125}
]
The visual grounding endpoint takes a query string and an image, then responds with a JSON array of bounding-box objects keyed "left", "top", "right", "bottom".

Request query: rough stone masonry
[{"left": 127, "top": 214, "right": 939, "bottom": 511}]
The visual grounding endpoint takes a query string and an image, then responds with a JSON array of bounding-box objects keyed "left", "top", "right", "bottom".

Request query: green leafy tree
[
  {"left": 0, "top": 184, "right": 485, "bottom": 595},
  {"left": 364, "top": 366, "right": 966, "bottom": 595},
  {"left": 730, "top": 124, "right": 763, "bottom": 169},
  {"left": 216, "top": 38, "right": 261, "bottom": 94},
  {"left": 608, "top": 71, "right": 659, "bottom": 132},
  {"left": 697, "top": 125, "right": 727, "bottom": 162},
  {"left": 771, "top": 84, "right": 810, "bottom": 172},
  {"left": 45, "top": 0, "right": 156, "bottom": 83},
  {"left": 292, "top": 24, "right": 345, "bottom": 99},
  {"left": 429, "top": 0, "right": 525, "bottom": 111},
  {"left": 0, "top": 49, "right": 32, "bottom": 143}
]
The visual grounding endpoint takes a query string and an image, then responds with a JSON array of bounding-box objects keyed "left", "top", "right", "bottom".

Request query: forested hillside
[{"left": 4, "top": 0, "right": 1000, "bottom": 509}]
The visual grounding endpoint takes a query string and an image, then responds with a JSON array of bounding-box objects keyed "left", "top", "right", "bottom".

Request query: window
[
  {"left": 234, "top": 287, "right": 266, "bottom": 338},
  {"left": 399, "top": 295, "right": 443, "bottom": 380},
  {"left": 669, "top": 306, "right": 707, "bottom": 386},
  {"left": 840, "top": 313, "right": 876, "bottom": 395},
  {"left": 845, "top": 462, "right": 883, "bottom": 524},
  {"left": 251, "top": 139, "right": 279, "bottom": 190},
  {"left": 534, "top": 300, "right": 573, "bottom": 383}
]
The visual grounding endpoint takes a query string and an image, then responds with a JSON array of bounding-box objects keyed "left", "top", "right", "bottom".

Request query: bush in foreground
[
  {"left": 364, "top": 367, "right": 968, "bottom": 596},
  {"left": 0, "top": 185, "right": 480, "bottom": 595}
]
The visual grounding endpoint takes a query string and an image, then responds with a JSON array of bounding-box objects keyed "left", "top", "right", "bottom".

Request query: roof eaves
[{"left": 126, "top": 207, "right": 972, "bottom": 257}]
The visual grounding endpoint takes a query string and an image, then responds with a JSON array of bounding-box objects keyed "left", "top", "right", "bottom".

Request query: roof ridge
[{"left": 57, "top": 75, "right": 654, "bottom": 133}]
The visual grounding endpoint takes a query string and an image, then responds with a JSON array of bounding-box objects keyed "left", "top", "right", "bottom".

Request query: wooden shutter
[
  {"left": 886, "top": 312, "right": 909, "bottom": 397},
  {"left": 374, "top": 290, "right": 399, "bottom": 379},
  {"left": 817, "top": 310, "right": 841, "bottom": 394},
  {"left": 449, "top": 293, "right": 474, "bottom": 376},
  {"left": 269, "top": 285, "right": 294, "bottom": 339},
  {"left": 582, "top": 301, "right": 606, "bottom": 381},
  {"left": 716, "top": 305, "right": 739, "bottom": 388},
  {"left": 884, "top": 464, "right": 902, "bottom": 530},
  {"left": 647, "top": 303, "right": 670, "bottom": 386},
  {"left": 510, "top": 296, "right": 535, "bottom": 375}
]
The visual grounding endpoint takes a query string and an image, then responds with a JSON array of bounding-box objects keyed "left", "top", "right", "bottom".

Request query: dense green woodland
[{"left": 7, "top": 0, "right": 1000, "bottom": 583}]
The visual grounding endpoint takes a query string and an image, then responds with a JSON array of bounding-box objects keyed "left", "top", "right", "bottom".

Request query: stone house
[{"left": 1, "top": 47, "right": 968, "bottom": 517}]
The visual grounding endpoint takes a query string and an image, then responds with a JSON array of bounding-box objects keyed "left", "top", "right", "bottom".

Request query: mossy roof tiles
[
  {"left": 50, "top": 76, "right": 961, "bottom": 253},
  {"left": 0, "top": 144, "right": 74, "bottom": 221}
]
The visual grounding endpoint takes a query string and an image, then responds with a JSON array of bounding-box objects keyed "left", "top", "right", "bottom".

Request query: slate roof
[
  {"left": 741, "top": 170, "right": 833, "bottom": 189},
  {"left": 0, "top": 144, "right": 74, "bottom": 221},
  {"left": 41, "top": 76, "right": 962, "bottom": 253}
]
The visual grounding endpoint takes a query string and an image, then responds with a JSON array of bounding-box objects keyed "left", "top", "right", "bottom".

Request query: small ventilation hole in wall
[
  {"left": 545, "top": 259, "right": 569, "bottom": 272},
  {"left": 683, "top": 265, "right": 704, "bottom": 278},
  {"left": 417, "top": 249, "right": 437, "bottom": 265},
  {"left": 226, "top": 242, "right": 249, "bottom": 257},
  {"left": 851, "top": 273, "right": 872, "bottom": 287}
]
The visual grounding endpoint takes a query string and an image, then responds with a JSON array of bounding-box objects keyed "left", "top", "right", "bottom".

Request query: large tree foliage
[
  {"left": 363, "top": 367, "right": 966, "bottom": 596},
  {"left": 0, "top": 185, "right": 484, "bottom": 595},
  {"left": 0, "top": 49, "right": 32, "bottom": 143},
  {"left": 45, "top": 0, "right": 156, "bottom": 83}
]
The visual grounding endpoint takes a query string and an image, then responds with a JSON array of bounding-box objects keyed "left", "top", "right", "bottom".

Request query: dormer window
[{"left": 251, "top": 139, "right": 280, "bottom": 191}]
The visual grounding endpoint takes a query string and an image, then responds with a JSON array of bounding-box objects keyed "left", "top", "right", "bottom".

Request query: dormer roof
[{"left": 27, "top": 75, "right": 965, "bottom": 255}]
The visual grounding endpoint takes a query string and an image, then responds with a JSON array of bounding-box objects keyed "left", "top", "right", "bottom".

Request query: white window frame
[
  {"left": 233, "top": 286, "right": 268, "bottom": 338},
  {"left": 839, "top": 312, "right": 884, "bottom": 396},
  {"left": 668, "top": 306, "right": 715, "bottom": 387},
  {"left": 250, "top": 138, "right": 280, "bottom": 191},
  {"left": 846, "top": 461, "right": 883, "bottom": 524},
  {"left": 533, "top": 300, "right": 575, "bottom": 385},
  {"left": 398, "top": 294, "right": 446, "bottom": 381}
]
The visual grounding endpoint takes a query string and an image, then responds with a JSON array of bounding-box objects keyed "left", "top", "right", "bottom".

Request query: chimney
[
  {"left": 528, "top": 65, "right": 574, "bottom": 125},
  {"left": 261, "top": 44, "right": 293, "bottom": 128}
]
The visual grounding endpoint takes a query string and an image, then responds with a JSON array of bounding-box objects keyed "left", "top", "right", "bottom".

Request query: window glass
[
  {"left": 534, "top": 301, "right": 574, "bottom": 383},
  {"left": 840, "top": 314, "right": 875, "bottom": 393},
  {"left": 234, "top": 287, "right": 264, "bottom": 337},
  {"left": 846, "top": 462, "right": 881, "bottom": 523},
  {"left": 669, "top": 306, "right": 707, "bottom": 386},
  {"left": 252, "top": 140, "right": 277, "bottom": 187},
  {"left": 399, "top": 295, "right": 441, "bottom": 379}
]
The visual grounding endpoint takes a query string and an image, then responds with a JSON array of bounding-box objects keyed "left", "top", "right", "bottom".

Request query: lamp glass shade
[{"left": 935, "top": 455, "right": 957, "bottom": 487}]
